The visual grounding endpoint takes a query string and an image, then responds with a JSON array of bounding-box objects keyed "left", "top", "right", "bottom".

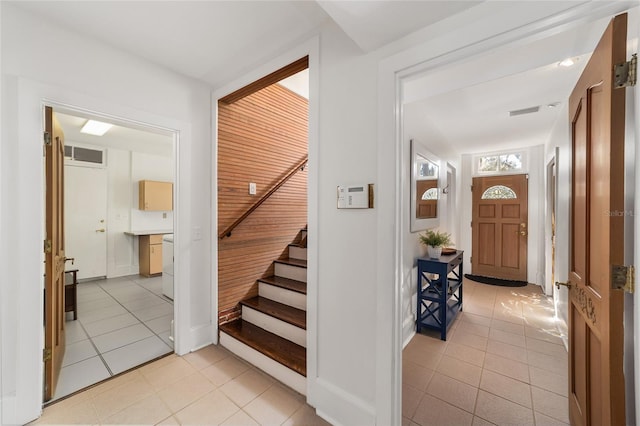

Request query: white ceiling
[
  {"left": 56, "top": 111, "right": 173, "bottom": 157},
  {"left": 403, "top": 10, "right": 638, "bottom": 155},
  {"left": 316, "top": 1, "right": 482, "bottom": 52},
  {"left": 10, "top": 1, "right": 638, "bottom": 157},
  {"left": 12, "top": 1, "right": 331, "bottom": 88}
]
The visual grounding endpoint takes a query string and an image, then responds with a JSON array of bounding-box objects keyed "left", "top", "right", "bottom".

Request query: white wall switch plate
[{"left": 249, "top": 182, "right": 257, "bottom": 195}]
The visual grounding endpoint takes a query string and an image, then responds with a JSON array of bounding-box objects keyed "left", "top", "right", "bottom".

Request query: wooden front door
[
  {"left": 471, "top": 174, "right": 528, "bottom": 281},
  {"left": 567, "top": 13, "right": 627, "bottom": 426},
  {"left": 44, "top": 106, "right": 66, "bottom": 401}
]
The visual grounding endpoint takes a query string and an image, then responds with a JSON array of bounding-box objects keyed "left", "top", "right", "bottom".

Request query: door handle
[
  {"left": 555, "top": 281, "right": 572, "bottom": 290},
  {"left": 95, "top": 228, "right": 106, "bottom": 233},
  {"left": 516, "top": 230, "right": 527, "bottom": 236}
]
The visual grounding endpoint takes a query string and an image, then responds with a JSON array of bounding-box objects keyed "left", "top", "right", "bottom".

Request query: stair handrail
[{"left": 219, "top": 155, "right": 308, "bottom": 239}]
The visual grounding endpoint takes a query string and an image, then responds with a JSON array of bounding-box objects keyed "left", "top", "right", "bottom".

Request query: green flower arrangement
[
  {"left": 419, "top": 229, "right": 453, "bottom": 248},
  {"left": 419, "top": 229, "right": 454, "bottom": 258}
]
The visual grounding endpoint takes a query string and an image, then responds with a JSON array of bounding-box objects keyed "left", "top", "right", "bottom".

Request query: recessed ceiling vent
[{"left": 509, "top": 106, "right": 540, "bottom": 117}]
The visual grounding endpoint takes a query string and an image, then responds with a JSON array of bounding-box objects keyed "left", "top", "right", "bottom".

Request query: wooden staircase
[{"left": 219, "top": 227, "right": 307, "bottom": 394}]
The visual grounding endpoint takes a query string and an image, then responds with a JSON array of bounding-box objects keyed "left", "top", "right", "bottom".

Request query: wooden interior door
[
  {"left": 471, "top": 174, "right": 528, "bottom": 281},
  {"left": 567, "top": 13, "right": 627, "bottom": 426},
  {"left": 44, "top": 106, "right": 66, "bottom": 401}
]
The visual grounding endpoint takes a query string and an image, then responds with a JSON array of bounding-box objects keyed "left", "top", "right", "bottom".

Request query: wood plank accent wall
[{"left": 218, "top": 83, "right": 308, "bottom": 319}]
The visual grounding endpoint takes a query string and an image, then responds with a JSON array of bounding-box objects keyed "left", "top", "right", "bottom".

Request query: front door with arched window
[{"left": 471, "top": 174, "right": 528, "bottom": 281}]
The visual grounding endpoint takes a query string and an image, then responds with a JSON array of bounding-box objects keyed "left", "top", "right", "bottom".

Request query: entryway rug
[{"left": 464, "top": 274, "right": 528, "bottom": 287}]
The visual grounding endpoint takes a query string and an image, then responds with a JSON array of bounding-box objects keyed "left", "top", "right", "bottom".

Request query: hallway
[{"left": 403, "top": 279, "right": 568, "bottom": 426}]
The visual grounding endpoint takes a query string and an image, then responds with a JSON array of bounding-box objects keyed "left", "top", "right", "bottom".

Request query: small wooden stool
[{"left": 64, "top": 269, "right": 78, "bottom": 320}]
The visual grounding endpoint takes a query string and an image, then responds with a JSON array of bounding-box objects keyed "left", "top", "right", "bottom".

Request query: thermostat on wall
[{"left": 337, "top": 184, "right": 374, "bottom": 209}]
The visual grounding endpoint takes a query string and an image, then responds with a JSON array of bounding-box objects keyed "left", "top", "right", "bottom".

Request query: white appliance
[{"left": 162, "top": 234, "right": 174, "bottom": 300}]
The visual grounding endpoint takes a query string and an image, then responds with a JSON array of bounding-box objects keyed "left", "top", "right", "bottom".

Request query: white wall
[
  {"left": 130, "top": 151, "right": 175, "bottom": 232},
  {"left": 106, "top": 148, "right": 138, "bottom": 278},
  {"left": 0, "top": 4, "right": 212, "bottom": 424},
  {"left": 64, "top": 145, "right": 174, "bottom": 279},
  {"left": 398, "top": 135, "right": 460, "bottom": 346}
]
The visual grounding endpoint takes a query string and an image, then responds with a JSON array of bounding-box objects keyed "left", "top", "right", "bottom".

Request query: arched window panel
[
  {"left": 481, "top": 185, "right": 517, "bottom": 199},
  {"left": 421, "top": 188, "right": 438, "bottom": 200}
]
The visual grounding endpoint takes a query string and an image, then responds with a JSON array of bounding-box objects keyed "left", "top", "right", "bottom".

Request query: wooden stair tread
[
  {"left": 259, "top": 275, "right": 307, "bottom": 295},
  {"left": 220, "top": 320, "right": 306, "bottom": 376},
  {"left": 241, "top": 296, "right": 306, "bottom": 329},
  {"left": 274, "top": 257, "right": 307, "bottom": 268}
]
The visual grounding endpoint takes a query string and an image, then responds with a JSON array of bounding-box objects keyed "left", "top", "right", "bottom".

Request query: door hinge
[
  {"left": 43, "top": 348, "right": 52, "bottom": 362},
  {"left": 470, "top": 221, "right": 473, "bottom": 228},
  {"left": 612, "top": 265, "right": 634, "bottom": 293},
  {"left": 44, "top": 239, "right": 52, "bottom": 254},
  {"left": 470, "top": 185, "right": 473, "bottom": 191},
  {"left": 614, "top": 53, "right": 637, "bottom": 88},
  {"left": 44, "top": 131, "right": 52, "bottom": 146}
]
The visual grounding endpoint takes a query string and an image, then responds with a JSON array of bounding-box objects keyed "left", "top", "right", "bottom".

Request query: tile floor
[
  {"left": 33, "top": 345, "right": 330, "bottom": 426},
  {"left": 44, "top": 277, "right": 566, "bottom": 425},
  {"left": 54, "top": 275, "right": 174, "bottom": 401},
  {"left": 403, "top": 279, "right": 569, "bottom": 426}
]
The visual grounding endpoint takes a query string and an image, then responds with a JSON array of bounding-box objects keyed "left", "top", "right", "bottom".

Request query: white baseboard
[
  {"left": 187, "top": 324, "right": 215, "bottom": 355},
  {"left": 308, "top": 378, "right": 376, "bottom": 426},
  {"left": 403, "top": 315, "right": 416, "bottom": 348}
]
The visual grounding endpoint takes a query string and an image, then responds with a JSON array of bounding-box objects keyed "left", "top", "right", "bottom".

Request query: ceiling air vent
[{"left": 509, "top": 106, "right": 540, "bottom": 117}]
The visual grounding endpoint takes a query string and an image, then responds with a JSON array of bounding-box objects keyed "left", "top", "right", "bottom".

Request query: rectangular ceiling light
[{"left": 81, "top": 120, "right": 113, "bottom": 136}]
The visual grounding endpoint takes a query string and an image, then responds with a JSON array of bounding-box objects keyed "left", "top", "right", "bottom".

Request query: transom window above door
[{"left": 476, "top": 152, "right": 523, "bottom": 174}]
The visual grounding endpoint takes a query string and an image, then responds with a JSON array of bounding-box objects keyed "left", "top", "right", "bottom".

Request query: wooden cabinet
[
  {"left": 139, "top": 180, "right": 173, "bottom": 211},
  {"left": 139, "top": 234, "right": 163, "bottom": 276}
]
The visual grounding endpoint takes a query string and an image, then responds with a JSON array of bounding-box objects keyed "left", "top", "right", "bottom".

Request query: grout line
[
  {"left": 97, "top": 275, "right": 174, "bottom": 346},
  {"left": 57, "top": 275, "right": 174, "bottom": 401}
]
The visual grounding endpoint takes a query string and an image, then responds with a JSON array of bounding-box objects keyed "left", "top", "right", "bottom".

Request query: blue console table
[{"left": 416, "top": 250, "right": 464, "bottom": 340}]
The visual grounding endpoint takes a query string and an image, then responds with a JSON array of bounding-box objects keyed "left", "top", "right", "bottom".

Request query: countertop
[{"left": 124, "top": 230, "right": 173, "bottom": 236}]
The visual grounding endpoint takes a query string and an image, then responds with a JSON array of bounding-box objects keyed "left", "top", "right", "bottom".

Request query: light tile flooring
[
  {"left": 34, "top": 345, "right": 330, "bottom": 426},
  {"left": 403, "top": 279, "right": 568, "bottom": 426},
  {"left": 54, "top": 275, "right": 174, "bottom": 401},
  {"left": 43, "top": 277, "right": 565, "bottom": 425}
]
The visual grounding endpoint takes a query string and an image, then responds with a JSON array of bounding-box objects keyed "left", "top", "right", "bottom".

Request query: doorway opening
[
  {"left": 392, "top": 5, "right": 638, "bottom": 426},
  {"left": 216, "top": 58, "right": 310, "bottom": 394},
  {"left": 43, "top": 105, "right": 177, "bottom": 403}
]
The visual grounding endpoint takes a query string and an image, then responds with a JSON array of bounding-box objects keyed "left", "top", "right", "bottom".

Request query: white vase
[{"left": 427, "top": 245, "right": 442, "bottom": 258}]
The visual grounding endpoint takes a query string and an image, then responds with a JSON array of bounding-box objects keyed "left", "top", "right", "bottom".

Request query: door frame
[
  {"left": 42, "top": 101, "right": 180, "bottom": 396},
  {"left": 378, "top": 2, "right": 638, "bottom": 425},
  {"left": 6, "top": 78, "right": 192, "bottom": 424},
  {"left": 546, "top": 152, "right": 558, "bottom": 296}
]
